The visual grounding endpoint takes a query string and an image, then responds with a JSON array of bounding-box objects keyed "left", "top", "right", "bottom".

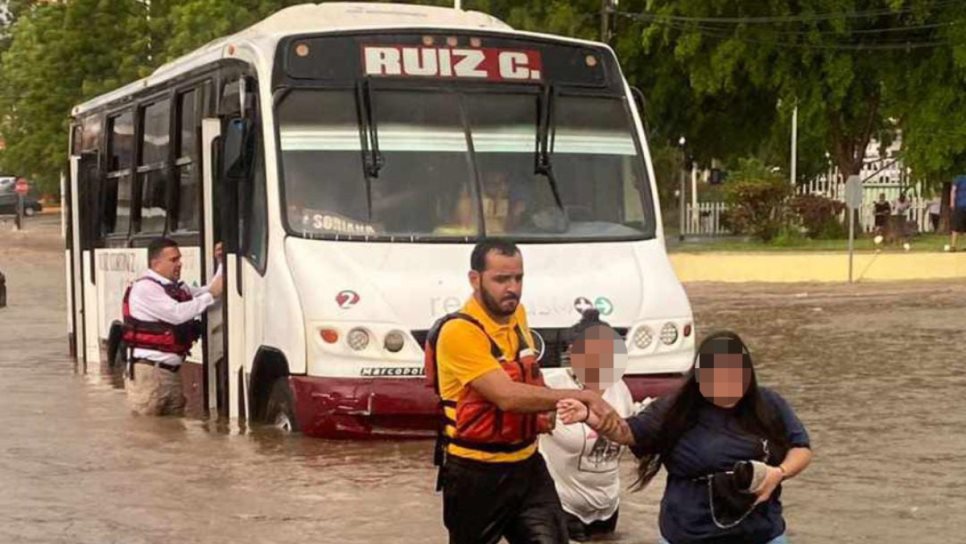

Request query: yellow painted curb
[{"left": 669, "top": 252, "right": 966, "bottom": 282}]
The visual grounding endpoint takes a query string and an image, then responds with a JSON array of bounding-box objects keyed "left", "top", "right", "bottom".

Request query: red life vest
[
  {"left": 425, "top": 312, "right": 552, "bottom": 467},
  {"left": 121, "top": 277, "right": 201, "bottom": 357}
]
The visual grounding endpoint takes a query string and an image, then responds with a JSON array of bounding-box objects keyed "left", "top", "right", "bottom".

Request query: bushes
[
  {"left": 723, "top": 158, "right": 793, "bottom": 242},
  {"left": 788, "top": 194, "right": 846, "bottom": 239},
  {"left": 711, "top": 157, "right": 848, "bottom": 242}
]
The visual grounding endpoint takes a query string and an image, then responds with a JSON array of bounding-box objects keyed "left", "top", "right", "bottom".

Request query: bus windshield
[{"left": 277, "top": 88, "right": 653, "bottom": 241}]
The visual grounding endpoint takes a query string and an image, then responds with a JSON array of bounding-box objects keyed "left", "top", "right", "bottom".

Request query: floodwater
[{"left": 2, "top": 215, "right": 964, "bottom": 543}]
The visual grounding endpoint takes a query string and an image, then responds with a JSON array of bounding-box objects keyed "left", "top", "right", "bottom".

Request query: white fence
[
  {"left": 683, "top": 197, "right": 938, "bottom": 236},
  {"left": 682, "top": 202, "right": 729, "bottom": 236},
  {"left": 798, "top": 177, "right": 923, "bottom": 205}
]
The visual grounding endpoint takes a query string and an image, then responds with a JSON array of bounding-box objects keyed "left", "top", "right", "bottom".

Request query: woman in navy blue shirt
[{"left": 558, "top": 331, "right": 812, "bottom": 544}]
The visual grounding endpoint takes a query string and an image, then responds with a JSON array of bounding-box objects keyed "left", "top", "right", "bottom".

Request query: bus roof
[{"left": 72, "top": 3, "right": 513, "bottom": 116}]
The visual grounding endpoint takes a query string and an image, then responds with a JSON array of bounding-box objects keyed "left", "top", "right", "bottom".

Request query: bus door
[
  {"left": 68, "top": 155, "right": 82, "bottom": 363},
  {"left": 213, "top": 76, "right": 265, "bottom": 422},
  {"left": 202, "top": 117, "right": 230, "bottom": 417},
  {"left": 70, "top": 151, "right": 100, "bottom": 369}
]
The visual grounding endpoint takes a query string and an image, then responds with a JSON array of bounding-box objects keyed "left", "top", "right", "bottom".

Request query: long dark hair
[{"left": 633, "top": 331, "right": 790, "bottom": 490}]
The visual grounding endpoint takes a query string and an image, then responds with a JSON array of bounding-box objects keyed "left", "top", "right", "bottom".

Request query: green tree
[
  {"left": 886, "top": 3, "right": 966, "bottom": 187},
  {"left": 161, "top": 0, "right": 305, "bottom": 62},
  {"left": 0, "top": 0, "right": 158, "bottom": 193},
  {"left": 635, "top": 0, "right": 965, "bottom": 183}
]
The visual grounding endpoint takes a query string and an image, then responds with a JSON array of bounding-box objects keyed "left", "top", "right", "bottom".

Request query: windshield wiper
[
  {"left": 534, "top": 84, "right": 565, "bottom": 212},
  {"left": 355, "top": 79, "right": 383, "bottom": 220}
]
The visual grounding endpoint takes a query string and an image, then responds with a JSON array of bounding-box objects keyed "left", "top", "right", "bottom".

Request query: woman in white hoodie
[{"left": 540, "top": 309, "right": 638, "bottom": 541}]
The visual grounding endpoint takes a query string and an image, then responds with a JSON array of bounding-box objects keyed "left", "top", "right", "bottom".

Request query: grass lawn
[{"left": 670, "top": 233, "right": 958, "bottom": 253}]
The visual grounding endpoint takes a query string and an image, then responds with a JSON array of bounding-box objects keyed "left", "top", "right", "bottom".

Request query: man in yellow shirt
[{"left": 434, "top": 239, "right": 618, "bottom": 544}]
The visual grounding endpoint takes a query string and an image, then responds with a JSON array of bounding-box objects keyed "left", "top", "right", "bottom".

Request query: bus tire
[
  {"left": 113, "top": 341, "right": 128, "bottom": 369},
  {"left": 264, "top": 378, "right": 299, "bottom": 433},
  {"left": 106, "top": 324, "right": 124, "bottom": 369}
]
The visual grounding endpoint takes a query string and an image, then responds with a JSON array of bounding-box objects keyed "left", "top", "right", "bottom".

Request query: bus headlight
[
  {"left": 384, "top": 330, "right": 405, "bottom": 353},
  {"left": 633, "top": 326, "right": 653, "bottom": 350},
  {"left": 347, "top": 328, "right": 370, "bottom": 351},
  {"left": 660, "top": 323, "right": 679, "bottom": 345}
]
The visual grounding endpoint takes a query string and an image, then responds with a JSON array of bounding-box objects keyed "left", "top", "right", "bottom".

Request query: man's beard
[{"left": 481, "top": 288, "right": 518, "bottom": 318}]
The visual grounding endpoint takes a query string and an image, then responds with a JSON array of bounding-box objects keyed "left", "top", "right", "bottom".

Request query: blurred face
[
  {"left": 455, "top": 191, "right": 474, "bottom": 226},
  {"left": 485, "top": 172, "right": 509, "bottom": 198},
  {"left": 151, "top": 247, "right": 183, "bottom": 282},
  {"left": 697, "top": 353, "right": 751, "bottom": 408},
  {"left": 570, "top": 326, "right": 628, "bottom": 391},
  {"left": 470, "top": 250, "right": 523, "bottom": 318}
]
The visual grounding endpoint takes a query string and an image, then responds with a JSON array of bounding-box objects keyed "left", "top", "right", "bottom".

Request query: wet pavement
[{"left": 2, "top": 215, "right": 964, "bottom": 543}]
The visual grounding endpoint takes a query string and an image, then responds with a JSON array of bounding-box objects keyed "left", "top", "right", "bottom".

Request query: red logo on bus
[
  {"left": 363, "top": 46, "right": 542, "bottom": 82},
  {"left": 336, "top": 290, "right": 361, "bottom": 309}
]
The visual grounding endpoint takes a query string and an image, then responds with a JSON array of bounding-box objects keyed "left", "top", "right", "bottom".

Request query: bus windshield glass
[{"left": 277, "top": 88, "right": 653, "bottom": 241}]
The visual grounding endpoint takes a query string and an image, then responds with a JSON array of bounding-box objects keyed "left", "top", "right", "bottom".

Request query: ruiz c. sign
[{"left": 363, "top": 46, "right": 542, "bottom": 82}]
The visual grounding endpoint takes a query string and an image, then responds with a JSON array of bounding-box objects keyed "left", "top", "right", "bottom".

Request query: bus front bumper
[
  {"left": 290, "top": 376, "right": 439, "bottom": 439},
  {"left": 289, "top": 372, "right": 685, "bottom": 440}
]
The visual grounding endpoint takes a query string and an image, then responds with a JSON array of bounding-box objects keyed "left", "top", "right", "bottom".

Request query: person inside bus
[
  {"left": 433, "top": 186, "right": 477, "bottom": 236},
  {"left": 432, "top": 169, "right": 547, "bottom": 236},
  {"left": 557, "top": 331, "right": 813, "bottom": 544},
  {"left": 433, "top": 171, "right": 517, "bottom": 236},
  {"left": 539, "top": 309, "right": 637, "bottom": 541}
]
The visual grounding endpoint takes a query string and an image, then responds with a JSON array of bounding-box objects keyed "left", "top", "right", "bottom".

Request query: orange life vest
[{"left": 425, "top": 312, "right": 552, "bottom": 469}]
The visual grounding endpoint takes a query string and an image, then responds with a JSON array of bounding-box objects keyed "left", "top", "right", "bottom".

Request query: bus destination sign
[{"left": 362, "top": 46, "right": 542, "bottom": 82}]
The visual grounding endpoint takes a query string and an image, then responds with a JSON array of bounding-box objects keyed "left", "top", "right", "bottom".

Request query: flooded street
[{"left": 2, "top": 215, "right": 964, "bottom": 543}]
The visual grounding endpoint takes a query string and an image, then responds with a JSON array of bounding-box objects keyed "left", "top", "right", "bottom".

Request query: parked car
[{"left": 0, "top": 192, "right": 42, "bottom": 216}]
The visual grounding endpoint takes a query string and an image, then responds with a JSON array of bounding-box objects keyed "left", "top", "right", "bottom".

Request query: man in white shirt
[{"left": 122, "top": 237, "right": 223, "bottom": 416}]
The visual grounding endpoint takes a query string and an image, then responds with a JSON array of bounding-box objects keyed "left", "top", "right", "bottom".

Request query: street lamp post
[
  {"left": 790, "top": 103, "right": 798, "bottom": 187},
  {"left": 678, "top": 136, "right": 687, "bottom": 242}
]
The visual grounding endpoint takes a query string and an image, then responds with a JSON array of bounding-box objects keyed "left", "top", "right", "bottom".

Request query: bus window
[
  {"left": 71, "top": 125, "right": 83, "bottom": 156},
  {"left": 105, "top": 110, "right": 134, "bottom": 236},
  {"left": 79, "top": 115, "right": 102, "bottom": 154},
  {"left": 138, "top": 99, "right": 171, "bottom": 234},
  {"left": 465, "top": 93, "right": 652, "bottom": 240},
  {"left": 173, "top": 89, "right": 199, "bottom": 232},
  {"left": 277, "top": 89, "right": 477, "bottom": 239},
  {"left": 244, "top": 137, "right": 268, "bottom": 272}
]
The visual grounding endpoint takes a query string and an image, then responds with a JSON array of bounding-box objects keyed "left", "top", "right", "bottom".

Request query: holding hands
[{"left": 557, "top": 393, "right": 622, "bottom": 435}]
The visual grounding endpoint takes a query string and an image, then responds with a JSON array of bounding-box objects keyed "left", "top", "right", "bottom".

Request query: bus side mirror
[
  {"left": 221, "top": 117, "right": 253, "bottom": 182},
  {"left": 629, "top": 86, "right": 651, "bottom": 134}
]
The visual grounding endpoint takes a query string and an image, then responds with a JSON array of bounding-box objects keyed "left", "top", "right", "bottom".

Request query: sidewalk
[{"left": 670, "top": 251, "right": 966, "bottom": 282}]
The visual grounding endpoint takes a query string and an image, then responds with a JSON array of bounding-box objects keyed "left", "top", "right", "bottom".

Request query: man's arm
[
  {"left": 469, "top": 368, "right": 616, "bottom": 421},
  {"left": 557, "top": 398, "right": 636, "bottom": 445},
  {"left": 131, "top": 282, "right": 215, "bottom": 325},
  {"left": 191, "top": 243, "right": 225, "bottom": 297},
  {"left": 190, "top": 263, "right": 223, "bottom": 297},
  {"left": 952, "top": 185, "right": 958, "bottom": 210}
]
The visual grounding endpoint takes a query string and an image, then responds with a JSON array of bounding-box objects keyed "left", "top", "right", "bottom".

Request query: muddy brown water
[{"left": 1, "top": 215, "right": 964, "bottom": 543}]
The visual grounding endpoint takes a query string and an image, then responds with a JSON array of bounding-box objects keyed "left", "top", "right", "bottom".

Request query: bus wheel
[
  {"left": 112, "top": 341, "right": 128, "bottom": 369},
  {"left": 265, "top": 378, "right": 299, "bottom": 433}
]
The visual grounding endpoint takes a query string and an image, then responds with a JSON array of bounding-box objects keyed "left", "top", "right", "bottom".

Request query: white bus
[{"left": 64, "top": 2, "right": 693, "bottom": 438}]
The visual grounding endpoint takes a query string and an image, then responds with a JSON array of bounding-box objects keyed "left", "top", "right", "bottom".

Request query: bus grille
[{"left": 411, "top": 327, "right": 628, "bottom": 368}]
